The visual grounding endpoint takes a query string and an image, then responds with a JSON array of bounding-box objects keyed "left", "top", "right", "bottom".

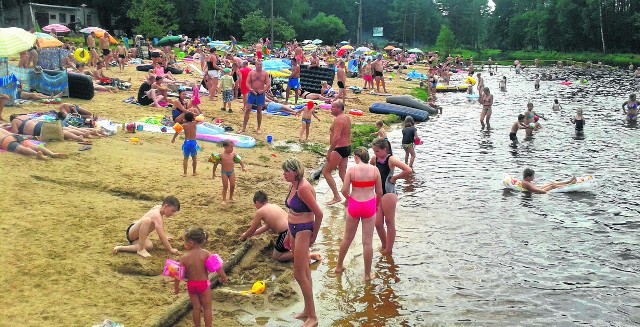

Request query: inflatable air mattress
[
  {"left": 196, "top": 132, "right": 256, "bottom": 148},
  {"left": 502, "top": 174, "right": 596, "bottom": 193},
  {"left": 436, "top": 84, "right": 468, "bottom": 92},
  {"left": 386, "top": 95, "right": 437, "bottom": 115},
  {"left": 369, "top": 103, "right": 429, "bottom": 122}
]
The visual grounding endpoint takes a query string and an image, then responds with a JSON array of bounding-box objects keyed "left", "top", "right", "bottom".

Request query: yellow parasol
[
  {"left": 340, "top": 45, "right": 354, "bottom": 50},
  {"left": 34, "top": 32, "right": 63, "bottom": 48},
  {"left": 384, "top": 45, "right": 395, "bottom": 50},
  {"left": 94, "top": 30, "right": 118, "bottom": 45}
]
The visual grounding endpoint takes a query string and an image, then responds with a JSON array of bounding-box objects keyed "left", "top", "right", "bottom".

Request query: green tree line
[{"left": 3, "top": 0, "right": 639, "bottom": 52}]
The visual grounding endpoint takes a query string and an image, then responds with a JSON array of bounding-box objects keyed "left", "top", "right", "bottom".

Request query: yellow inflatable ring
[
  {"left": 465, "top": 77, "right": 477, "bottom": 85},
  {"left": 74, "top": 48, "right": 91, "bottom": 64}
]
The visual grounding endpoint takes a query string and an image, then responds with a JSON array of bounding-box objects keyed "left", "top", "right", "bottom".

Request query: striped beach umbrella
[
  {"left": 0, "top": 27, "right": 37, "bottom": 57},
  {"left": 42, "top": 24, "right": 71, "bottom": 33}
]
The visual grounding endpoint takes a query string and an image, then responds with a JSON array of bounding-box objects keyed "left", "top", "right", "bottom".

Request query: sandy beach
[{"left": 0, "top": 60, "right": 424, "bottom": 326}]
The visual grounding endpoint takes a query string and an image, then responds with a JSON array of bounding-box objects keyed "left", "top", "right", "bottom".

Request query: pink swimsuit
[
  {"left": 187, "top": 280, "right": 210, "bottom": 295},
  {"left": 347, "top": 179, "right": 377, "bottom": 219}
]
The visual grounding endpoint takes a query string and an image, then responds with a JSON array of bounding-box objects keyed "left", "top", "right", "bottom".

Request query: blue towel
[{"left": 0, "top": 74, "right": 19, "bottom": 106}]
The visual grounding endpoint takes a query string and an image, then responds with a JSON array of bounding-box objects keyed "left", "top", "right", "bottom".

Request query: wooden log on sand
[{"left": 146, "top": 240, "right": 253, "bottom": 327}]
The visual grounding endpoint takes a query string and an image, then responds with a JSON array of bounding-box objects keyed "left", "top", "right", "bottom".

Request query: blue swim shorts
[
  {"left": 182, "top": 139, "right": 198, "bottom": 158},
  {"left": 248, "top": 92, "right": 266, "bottom": 107},
  {"left": 287, "top": 78, "right": 300, "bottom": 90}
]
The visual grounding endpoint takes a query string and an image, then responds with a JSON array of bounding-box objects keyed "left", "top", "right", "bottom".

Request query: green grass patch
[
  {"left": 382, "top": 114, "right": 402, "bottom": 125},
  {"left": 351, "top": 124, "right": 378, "bottom": 149},
  {"left": 258, "top": 155, "right": 271, "bottom": 162},
  {"left": 410, "top": 87, "right": 429, "bottom": 102},
  {"left": 301, "top": 142, "right": 325, "bottom": 156}
]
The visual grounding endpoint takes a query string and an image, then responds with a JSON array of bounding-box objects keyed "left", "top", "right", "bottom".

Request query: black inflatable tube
[
  {"left": 369, "top": 103, "right": 429, "bottom": 122},
  {"left": 386, "top": 95, "right": 437, "bottom": 115}
]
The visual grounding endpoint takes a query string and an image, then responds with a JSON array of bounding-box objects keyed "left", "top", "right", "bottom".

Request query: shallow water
[{"left": 264, "top": 67, "right": 640, "bottom": 326}]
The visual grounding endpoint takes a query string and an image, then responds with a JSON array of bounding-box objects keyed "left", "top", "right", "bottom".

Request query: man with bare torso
[
  {"left": 87, "top": 32, "right": 99, "bottom": 67},
  {"left": 372, "top": 54, "right": 387, "bottom": 93},
  {"left": 323, "top": 101, "right": 352, "bottom": 205},
  {"left": 309, "top": 52, "right": 320, "bottom": 68},
  {"left": 241, "top": 60, "right": 271, "bottom": 134},
  {"left": 99, "top": 32, "right": 112, "bottom": 69}
]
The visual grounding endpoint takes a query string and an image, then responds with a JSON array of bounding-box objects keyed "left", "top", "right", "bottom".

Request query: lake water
[{"left": 263, "top": 67, "right": 640, "bottom": 326}]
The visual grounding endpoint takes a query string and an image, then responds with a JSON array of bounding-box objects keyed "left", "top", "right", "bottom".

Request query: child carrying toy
[
  {"left": 173, "top": 227, "right": 228, "bottom": 327},
  {"left": 172, "top": 112, "right": 199, "bottom": 177},
  {"left": 211, "top": 140, "right": 247, "bottom": 205},
  {"left": 296, "top": 102, "right": 320, "bottom": 141}
]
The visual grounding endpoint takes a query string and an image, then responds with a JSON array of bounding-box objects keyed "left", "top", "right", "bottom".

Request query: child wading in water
[
  {"left": 401, "top": 116, "right": 418, "bottom": 168},
  {"left": 296, "top": 102, "right": 320, "bottom": 141},
  {"left": 172, "top": 112, "right": 199, "bottom": 177},
  {"left": 552, "top": 99, "right": 563, "bottom": 111},
  {"left": 509, "top": 114, "right": 526, "bottom": 145},
  {"left": 211, "top": 140, "right": 247, "bottom": 205},
  {"left": 173, "top": 227, "right": 228, "bottom": 327},
  {"left": 113, "top": 196, "right": 181, "bottom": 258},
  {"left": 370, "top": 120, "right": 392, "bottom": 155}
]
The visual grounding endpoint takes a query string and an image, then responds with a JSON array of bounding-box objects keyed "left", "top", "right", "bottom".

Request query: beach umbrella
[
  {"left": 34, "top": 32, "right": 63, "bottom": 48},
  {"left": 407, "top": 48, "right": 423, "bottom": 54},
  {"left": 302, "top": 44, "right": 318, "bottom": 51},
  {"left": 93, "top": 31, "right": 118, "bottom": 45},
  {"left": 312, "top": 39, "right": 323, "bottom": 44},
  {"left": 302, "top": 40, "right": 312, "bottom": 44},
  {"left": 355, "top": 46, "right": 371, "bottom": 53},
  {"left": 340, "top": 45, "right": 354, "bottom": 50},
  {"left": 393, "top": 47, "right": 402, "bottom": 52},
  {"left": 42, "top": 24, "right": 70, "bottom": 34},
  {"left": 383, "top": 45, "right": 395, "bottom": 50},
  {"left": 0, "top": 27, "right": 37, "bottom": 57},
  {"left": 79, "top": 26, "right": 105, "bottom": 34},
  {"left": 157, "top": 35, "right": 185, "bottom": 47},
  {"left": 261, "top": 59, "right": 291, "bottom": 71},
  {"left": 339, "top": 41, "right": 349, "bottom": 45}
]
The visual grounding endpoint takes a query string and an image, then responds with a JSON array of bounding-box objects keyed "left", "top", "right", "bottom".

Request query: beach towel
[
  {"left": 31, "top": 70, "right": 68, "bottom": 96},
  {"left": 38, "top": 49, "right": 68, "bottom": 70},
  {"left": 8, "top": 65, "right": 33, "bottom": 91},
  {"left": 0, "top": 74, "right": 19, "bottom": 106}
]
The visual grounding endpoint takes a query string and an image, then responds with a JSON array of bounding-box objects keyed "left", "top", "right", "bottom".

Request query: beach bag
[{"left": 40, "top": 120, "right": 64, "bottom": 142}]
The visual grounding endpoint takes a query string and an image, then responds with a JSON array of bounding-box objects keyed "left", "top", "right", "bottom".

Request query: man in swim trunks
[
  {"left": 309, "top": 52, "right": 320, "bottom": 69},
  {"left": 99, "top": 32, "right": 112, "bottom": 69},
  {"left": 241, "top": 60, "right": 270, "bottom": 134},
  {"left": 521, "top": 168, "right": 577, "bottom": 194},
  {"left": 323, "top": 101, "right": 352, "bottom": 205},
  {"left": 372, "top": 54, "right": 387, "bottom": 93},
  {"left": 172, "top": 112, "right": 198, "bottom": 177},
  {"left": 285, "top": 58, "right": 301, "bottom": 104},
  {"left": 87, "top": 32, "right": 98, "bottom": 67},
  {"left": 510, "top": 114, "right": 526, "bottom": 144},
  {"left": 113, "top": 196, "right": 181, "bottom": 258},
  {"left": 241, "top": 191, "right": 322, "bottom": 262}
]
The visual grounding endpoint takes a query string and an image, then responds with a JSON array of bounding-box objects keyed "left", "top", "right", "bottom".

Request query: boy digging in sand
[
  {"left": 172, "top": 112, "right": 199, "bottom": 177},
  {"left": 113, "top": 196, "right": 181, "bottom": 258},
  {"left": 211, "top": 140, "right": 247, "bottom": 205}
]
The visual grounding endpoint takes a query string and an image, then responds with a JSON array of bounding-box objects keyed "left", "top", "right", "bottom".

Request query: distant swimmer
[{"left": 520, "top": 168, "right": 577, "bottom": 194}]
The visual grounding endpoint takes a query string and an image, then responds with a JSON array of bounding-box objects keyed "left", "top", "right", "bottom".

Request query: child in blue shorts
[{"left": 172, "top": 112, "right": 199, "bottom": 177}]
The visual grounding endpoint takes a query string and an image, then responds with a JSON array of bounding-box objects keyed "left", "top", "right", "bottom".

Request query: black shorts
[
  {"left": 118, "top": 54, "right": 126, "bottom": 59},
  {"left": 126, "top": 223, "right": 137, "bottom": 244},
  {"left": 102, "top": 49, "right": 110, "bottom": 56},
  {"left": 274, "top": 230, "right": 288, "bottom": 253},
  {"left": 151, "top": 52, "right": 161, "bottom": 58},
  {"left": 509, "top": 132, "right": 517, "bottom": 141},
  {"left": 334, "top": 145, "right": 351, "bottom": 158},
  {"left": 373, "top": 70, "right": 383, "bottom": 78},
  {"left": 337, "top": 81, "right": 345, "bottom": 89}
]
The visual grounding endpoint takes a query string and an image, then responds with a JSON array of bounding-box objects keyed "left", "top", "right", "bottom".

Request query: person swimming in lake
[
  {"left": 520, "top": 168, "right": 576, "bottom": 194},
  {"left": 621, "top": 93, "right": 638, "bottom": 124},
  {"left": 509, "top": 114, "right": 527, "bottom": 144},
  {"left": 552, "top": 99, "right": 563, "bottom": 111}
]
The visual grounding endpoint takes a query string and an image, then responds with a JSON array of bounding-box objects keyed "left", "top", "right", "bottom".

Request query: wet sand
[{"left": 0, "top": 60, "right": 426, "bottom": 326}]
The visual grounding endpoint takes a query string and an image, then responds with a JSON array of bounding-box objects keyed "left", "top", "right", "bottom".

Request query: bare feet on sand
[
  {"left": 334, "top": 265, "right": 345, "bottom": 274},
  {"left": 51, "top": 153, "right": 68, "bottom": 159},
  {"left": 181, "top": 174, "right": 187, "bottom": 177},
  {"left": 325, "top": 197, "right": 341, "bottom": 206},
  {"left": 293, "top": 312, "right": 307, "bottom": 320},
  {"left": 136, "top": 249, "right": 152, "bottom": 258},
  {"left": 221, "top": 200, "right": 227, "bottom": 206},
  {"left": 303, "top": 318, "right": 318, "bottom": 327},
  {"left": 193, "top": 172, "right": 198, "bottom": 176},
  {"left": 310, "top": 253, "right": 322, "bottom": 262}
]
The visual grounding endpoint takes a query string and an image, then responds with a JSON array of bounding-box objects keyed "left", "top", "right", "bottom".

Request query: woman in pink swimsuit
[{"left": 334, "top": 147, "right": 382, "bottom": 281}]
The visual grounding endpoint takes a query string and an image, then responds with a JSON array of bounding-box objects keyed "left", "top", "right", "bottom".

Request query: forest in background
[{"left": 2, "top": 0, "right": 640, "bottom": 53}]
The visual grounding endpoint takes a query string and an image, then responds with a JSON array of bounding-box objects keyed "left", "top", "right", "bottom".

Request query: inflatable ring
[{"left": 74, "top": 48, "right": 91, "bottom": 64}]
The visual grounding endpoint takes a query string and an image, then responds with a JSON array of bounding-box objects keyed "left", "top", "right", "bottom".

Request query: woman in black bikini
[{"left": 0, "top": 128, "right": 67, "bottom": 159}]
